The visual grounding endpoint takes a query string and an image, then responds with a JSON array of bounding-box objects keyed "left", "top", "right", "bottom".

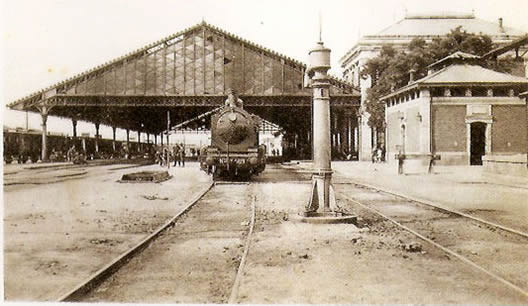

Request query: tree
[{"left": 361, "top": 26, "right": 515, "bottom": 129}]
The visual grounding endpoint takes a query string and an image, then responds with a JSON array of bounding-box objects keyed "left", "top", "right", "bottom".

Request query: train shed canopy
[{"left": 8, "top": 21, "right": 359, "bottom": 135}]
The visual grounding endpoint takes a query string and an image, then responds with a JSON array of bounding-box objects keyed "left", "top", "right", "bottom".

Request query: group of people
[
  {"left": 156, "top": 143, "right": 186, "bottom": 167},
  {"left": 66, "top": 145, "right": 88, "bottom": 164}
]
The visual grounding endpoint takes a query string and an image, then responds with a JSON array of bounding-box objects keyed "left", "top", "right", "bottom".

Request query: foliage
[{"left": 361, "top": 26, "right": 516, "bottom": 128}]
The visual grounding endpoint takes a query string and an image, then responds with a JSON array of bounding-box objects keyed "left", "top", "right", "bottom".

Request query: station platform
[{"left": 329, "top": 161, "right": 528, "bottom": 234}]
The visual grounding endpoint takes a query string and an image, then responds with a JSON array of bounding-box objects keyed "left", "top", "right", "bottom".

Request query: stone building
[
  {"left": 381, "top": 53, "right": 528, "bottom": 173},
  {"left": 339, "top": 12, "right": 527, "bottom": 161}
]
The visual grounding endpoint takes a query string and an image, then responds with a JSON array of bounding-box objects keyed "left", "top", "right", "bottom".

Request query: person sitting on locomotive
[{"left": 225, "top": 88, "right": 244, "bottom": 109}]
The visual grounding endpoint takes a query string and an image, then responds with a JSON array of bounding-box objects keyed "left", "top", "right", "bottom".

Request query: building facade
[
  {"left": 339, "top": 13, "right": 527, "bottom": 161},
  {"left": 381, "top": 54, "right": 528, "bottom": 173}
]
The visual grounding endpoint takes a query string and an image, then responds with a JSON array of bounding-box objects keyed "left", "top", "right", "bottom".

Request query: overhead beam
[
  {"left": 49, "top": 94, "right": 358, "bottom": 108},
  {"left": 482, "top": 35, "right": 528, "bottom": 59}
]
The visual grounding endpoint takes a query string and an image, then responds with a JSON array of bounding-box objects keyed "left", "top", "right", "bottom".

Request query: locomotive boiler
[{"left": 200, "top": 93, "right": 266, "bottom": 180}]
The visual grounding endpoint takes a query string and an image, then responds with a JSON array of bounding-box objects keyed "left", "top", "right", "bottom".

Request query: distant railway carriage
[
  {"left": 3, "top": 129, "right": 65, "bottom": 163},
  {"left": 3, "top": 128, "right": 151, "bottom": 164},
  {"left": 200, "top": 103, "right": 266, "bottom": 180}
]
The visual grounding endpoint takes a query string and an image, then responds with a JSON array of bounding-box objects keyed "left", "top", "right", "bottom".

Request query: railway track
[
  {"left": 336, "top": 182, "right": 528, "bottom": 299},
  {"left": 58, "top": 181, "right": 256, "bottom": 303}
]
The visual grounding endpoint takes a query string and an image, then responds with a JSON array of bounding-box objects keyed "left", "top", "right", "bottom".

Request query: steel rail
[
  {"left": 57, "top": 181, "right": 215, "bottom": 302},
  {"left": 338, "top": 192, "right": 528, "bottom": 299},
  {"left": 334, "top": 175, "right": 528, "bottom": 240},
  {"left": 228, "top": 194, "right": 257, "bottom": 304}
]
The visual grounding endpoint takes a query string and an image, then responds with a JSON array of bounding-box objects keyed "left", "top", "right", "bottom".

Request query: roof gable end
[{"left": 8, "top": 21, "right": 357, "bottom": 109}]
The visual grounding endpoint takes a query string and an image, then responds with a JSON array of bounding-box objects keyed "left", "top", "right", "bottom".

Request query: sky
[{"left": 1, "top": 0, "right": 528, "bottom": 140}]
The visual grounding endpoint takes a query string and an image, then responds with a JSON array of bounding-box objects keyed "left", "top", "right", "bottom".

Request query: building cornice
[
  {"left": 340, "top": 34, "right": 526, "bottom": 68},
  {"left": 432, "top": 96, "right": 526, "bottom": 105}
]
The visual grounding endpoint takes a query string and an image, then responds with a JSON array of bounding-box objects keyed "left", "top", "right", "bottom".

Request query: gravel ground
[
  {"left": 3, "top": 162, "right": 210, "bottom": 301},
  {"left": 331, "top": 161, "right": 528, "bottom": 234},
  {"left": 4, "top": 162, "right": 527, "bottom": 303},
  {"left": 81, "top": 184, "right": 252, "bottom": 303},
  {"left": 234, "top": 180, "right": 527, "bottom": 303},
  {"left": 339, "top": 184, "right": 528, "bottom": 296},
  {"left": 229, "top": 165, "right": 527, "bottom": 303}
]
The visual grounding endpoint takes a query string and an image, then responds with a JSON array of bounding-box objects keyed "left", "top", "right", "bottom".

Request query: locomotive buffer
[{"left": 299, "top": 31, "right": 356, "bottom": 224}]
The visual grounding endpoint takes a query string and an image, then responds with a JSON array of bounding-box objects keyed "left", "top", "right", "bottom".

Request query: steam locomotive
[{"left": 200, "top": 95, "right": 266, "bottom": 180}]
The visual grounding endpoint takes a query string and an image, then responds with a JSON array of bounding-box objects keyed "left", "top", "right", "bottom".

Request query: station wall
[
  {"left": 386, "top": 110, "right": 400, "bottom": 160},
  {"left": 491, "top": 105, "right": 528, "bottom": 153},
  {"left": 432, "top": 105, "right": 467, "bottom": 165},
  {"left": 385, "top": 98, "right": 428, "bottom": 163}
]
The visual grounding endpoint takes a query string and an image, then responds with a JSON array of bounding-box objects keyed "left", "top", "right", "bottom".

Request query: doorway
[
  {"left": 470, "top": 122, "right": 486, "bottom": 165},
  {"left": 400, "top": 124, "right": 406, "bottom": 154}
]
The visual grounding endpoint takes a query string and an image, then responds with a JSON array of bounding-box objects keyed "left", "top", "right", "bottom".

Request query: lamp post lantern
[
  {"left": 299, "top": 34, "right": 356, "bottom": 224},
  {"left": 304, "top": 39, "right": 337, "bottom": 215}
]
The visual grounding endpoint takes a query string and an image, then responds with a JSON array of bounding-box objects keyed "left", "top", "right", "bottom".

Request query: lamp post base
[
  {"left": 304, "top": 170, "right": 337, "bottom": 213},
  {"left": 293, "top": 212, "right": 358, "bottom": 224},
  {"left": 299, "top": 170, "right": 357, "bottom": 224}
]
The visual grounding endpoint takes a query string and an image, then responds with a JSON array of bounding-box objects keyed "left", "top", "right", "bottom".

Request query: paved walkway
[
  {"left": 303, "top": 161, "right": 528, "bottom": 234},
  {"left": 3, "top": 159, "right": 150, "bottom": 175},
  {"left": 3, "top": 161, "right": 70, "bottom": 174}
]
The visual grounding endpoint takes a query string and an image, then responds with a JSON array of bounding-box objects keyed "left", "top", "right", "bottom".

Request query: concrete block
[
  {"left": 396, "top": 154, "right": 439, "bottom": 175},
  {"left": 483, "top": 154, "right": 528, "bottom": 177}
]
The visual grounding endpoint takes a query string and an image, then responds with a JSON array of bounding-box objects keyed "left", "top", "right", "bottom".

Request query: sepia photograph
[{"left": 2, "top": 0, "right": 528, "bottom": 303}]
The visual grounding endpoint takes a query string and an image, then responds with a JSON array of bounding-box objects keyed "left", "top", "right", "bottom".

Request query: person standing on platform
[
  {"left": 376, "top": 146, "right": 383, "bottom": 163},
  {"left": 67, "top": 145, "right": 76, "bottom": 162},
  {"left": 162, "top": 148, "right": 168, "bottom": 167},
  {"left": 179, "top": 143, "right": 186, "bottom": 167},
  {"left": 173, "top": 144, "right": 180, "bottom": 167},
  {"left": 155, "top": 149, "right": 162, "bottom": 166}
]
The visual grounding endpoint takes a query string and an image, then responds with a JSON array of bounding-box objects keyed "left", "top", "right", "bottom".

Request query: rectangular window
[
  {"left": 472, "top": 87, "right": 488, "bottom": 97},
  {"left": 431, "top": 87, "right": 443, "bottom": 97},
  {"left": 493, "top": 87, "right": 508, "bottom": 97},
  {"left": 451, "top": 87, "right": 465, "bottom": 97}
]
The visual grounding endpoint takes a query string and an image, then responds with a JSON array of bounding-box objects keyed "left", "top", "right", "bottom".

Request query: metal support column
[
  {"left": 347, "top": 112, "right": 352, "bottom": 154},
  {"left": 40, "top": 106, "right": 49, "bottom": 162},
  {"left": 137, "top": 130, "right": 141, "bottom": 152},
  {"left": 94, "top": 122, "right": 100, "bottom": 153},
  {"left": 112, "top": 126, "right": 117, "bottom": 152},
  {"left": 166, "top": 111, "right": 170, "bottom": 169},
  {"left": 72, "top": 118, "right": 78, "bottom": 138}
]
